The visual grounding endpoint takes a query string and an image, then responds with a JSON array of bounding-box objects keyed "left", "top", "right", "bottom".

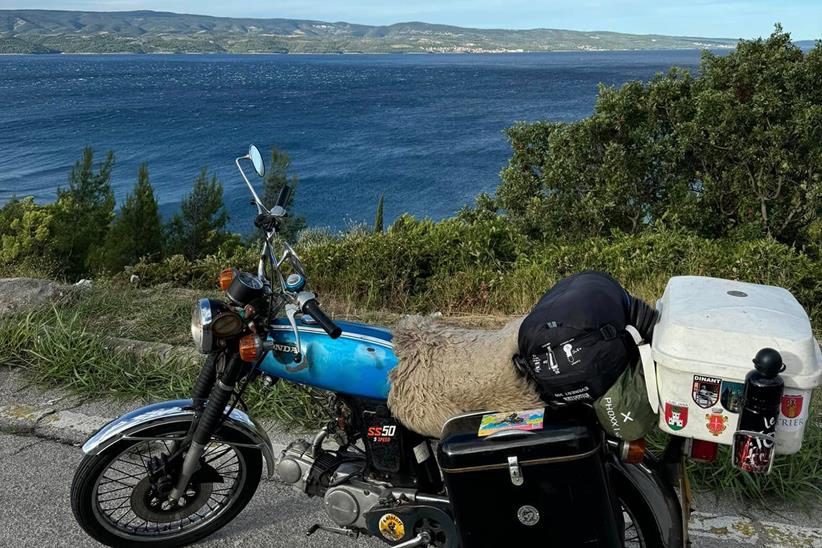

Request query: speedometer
[{"left": 227, "top": 271, "right": 265, "bottom": 306}]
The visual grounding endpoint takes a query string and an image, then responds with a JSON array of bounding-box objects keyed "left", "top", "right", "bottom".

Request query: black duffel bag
[{"left": 516, "top": 271, "right": 638, "bottom": 405}]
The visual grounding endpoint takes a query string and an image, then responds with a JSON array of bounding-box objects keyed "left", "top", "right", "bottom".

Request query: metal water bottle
[{"left": 733, "top": 348, "right": 784, "bottom": 474}]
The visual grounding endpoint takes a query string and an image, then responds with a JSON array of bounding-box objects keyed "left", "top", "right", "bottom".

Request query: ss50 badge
[{"left": 367, "top": 424, "right": 397, "bottom": 443}]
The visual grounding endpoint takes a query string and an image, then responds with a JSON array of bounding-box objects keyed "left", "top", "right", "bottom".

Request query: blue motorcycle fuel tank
[{"left": 258, "top": 317, "right": 397, "bottom": 400}]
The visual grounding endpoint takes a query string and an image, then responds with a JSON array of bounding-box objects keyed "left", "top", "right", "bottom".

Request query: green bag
[{"left": 594, "top": 360, "right": 658, "bottom": 441}]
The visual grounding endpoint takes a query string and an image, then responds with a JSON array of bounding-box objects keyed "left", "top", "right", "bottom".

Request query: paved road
[
  {"left": 0, "top": 367, "right": 820, "bottom": 547},
  {"left": 0, "top": 432, "right": 381, "bottom": 548},
  {"left": 2, "top": 431, "right": 821, "bottom": 547}
]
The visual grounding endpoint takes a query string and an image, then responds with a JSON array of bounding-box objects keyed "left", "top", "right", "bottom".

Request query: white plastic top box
[
  {"left": 653, "top": 276, "right": 821, "bottom": 389},
  {"left": 652, "top": 276, "right": 821, "bottom": 453}
]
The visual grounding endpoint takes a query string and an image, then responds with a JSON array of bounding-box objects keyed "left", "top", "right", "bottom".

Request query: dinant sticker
[{"left": 692, "top": 375, "right": 722, "bottom": 409}]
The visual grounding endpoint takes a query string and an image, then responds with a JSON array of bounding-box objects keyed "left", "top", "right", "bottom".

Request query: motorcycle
[{"left": 70, "top": 145, "right": 687, "bottom": 547}]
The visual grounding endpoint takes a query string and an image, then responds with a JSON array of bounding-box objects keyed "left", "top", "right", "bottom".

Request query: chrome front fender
[{"left": 82, "top": 399, "right": 276, "bottom": 478}]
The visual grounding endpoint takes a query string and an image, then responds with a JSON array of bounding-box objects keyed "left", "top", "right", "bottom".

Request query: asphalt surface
[
  {"left": 0, "top": 431, "right": 380, "bottom": 548},
  {"left": 2, "top": 431, "right": 822, "bottom": 547},
  {"left": 1, "top": 367, "right": 820, "bottom": 547}
]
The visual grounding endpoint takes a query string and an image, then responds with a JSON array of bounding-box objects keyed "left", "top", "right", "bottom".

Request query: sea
[{"left": 0, "top": 50, "right": 710, "bottom": 232}]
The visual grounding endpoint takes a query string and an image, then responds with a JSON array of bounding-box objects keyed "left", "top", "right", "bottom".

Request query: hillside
[{"left": 0, "top": 9, "right": 739, "bottom": 54}]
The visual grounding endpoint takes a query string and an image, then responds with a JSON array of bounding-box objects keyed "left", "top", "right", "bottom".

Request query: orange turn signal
[
  {"left": 239, "top": 334, "right": 261, "bottom": 362},
  {"left": 219, "top": 268, "right": 236, "bottom": 291},
  {"left": 621, "top": 438, "right": 646, "bottom": 464}
]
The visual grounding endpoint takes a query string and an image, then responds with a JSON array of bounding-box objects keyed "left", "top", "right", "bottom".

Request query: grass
[
  {"left": 0, "top": 293, "right": 331, "bottom": 429},
  {"left": 686, "top": 391, "right": 822, "bottom": 501},
  {"left": 0, "top": 281, "right": 819, "bottom": 500}
]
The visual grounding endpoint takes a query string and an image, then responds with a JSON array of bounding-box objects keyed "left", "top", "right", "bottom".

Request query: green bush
[
  {"left": 497, "top": 27, "right": 821, "bottom": 247},
  {"left": 125, "top": 219, "right": 820, "bottom": 325},
  {"left": 300, "top": 222, "right": 820, "bottom": 322}
]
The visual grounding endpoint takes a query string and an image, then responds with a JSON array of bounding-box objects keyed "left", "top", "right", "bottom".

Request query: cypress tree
[
  {"left": 374, "top": 193, "right": 385, "bottom": 233},
  {"left": 262, "top": 147, "right": 306, "bottom": 240},
  {"left": 92, "top": 164, "right": 163, "bottom": 273},
  {"left": 52, "top": 147, "right": 115, "bottom": 277},
  {"left": 165, "top": 168, "right": 229, "bottom": 260}
]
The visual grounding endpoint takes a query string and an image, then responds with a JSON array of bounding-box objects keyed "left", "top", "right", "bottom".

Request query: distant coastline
[
  {"left": 0, "top": 8, "right": 742, "bottom": 55},
  {"left": 0, "top": 46, "right": 740, "bottom": 57}
]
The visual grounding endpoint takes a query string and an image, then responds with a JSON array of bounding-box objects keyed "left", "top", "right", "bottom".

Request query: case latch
[{"left": 507, "top": 456, "right": 524, "bottom": 486}]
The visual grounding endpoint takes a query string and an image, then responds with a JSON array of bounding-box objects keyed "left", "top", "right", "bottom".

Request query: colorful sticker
[
  {"left": 664, "top": 402, "right": 689, "bottom": 431},
  {"left": 705, "top": 409, "right": 728, "bottom": 436},
  {"left": 478, "top": 408, "right": 545, "bottom": 438},
  {"left": 692, "top": 375, "right": 722, "bottom": 409},
  {"left": 378, "top": 513, "right": 406, "bottom": 542},
  {"left": 733, "top": 431, "right": 775, "bottom": 474},
  {"left": 781, "top": 394, "right": 804, "bottom": 419},
  {"left": 720, "top": 381, "right": 745, "bottom": 413}
]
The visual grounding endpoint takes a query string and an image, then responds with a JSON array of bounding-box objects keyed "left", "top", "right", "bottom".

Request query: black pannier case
[{"left": 438, "top": 406, "right": 621, "bottom": 547}]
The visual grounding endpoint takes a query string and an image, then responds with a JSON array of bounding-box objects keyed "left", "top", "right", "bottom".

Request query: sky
[{"left": 0, "top": 0, "right": 819, "bottom": 40}]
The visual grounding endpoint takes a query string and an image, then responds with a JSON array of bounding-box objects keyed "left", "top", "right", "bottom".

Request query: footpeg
[
  {"left": 394, "top": 531, "right": 433, "bottom": 548},
  {"left": 305, "top": 523, "right": 359, "bottom": 539}
]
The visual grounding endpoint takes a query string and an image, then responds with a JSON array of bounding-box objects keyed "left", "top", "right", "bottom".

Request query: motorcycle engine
[
  {"left": 275, "top": 439, "right": 387, "bottom": 529},
  {"left": 276, "top": 439, "right": 456, "bottom": 545}
]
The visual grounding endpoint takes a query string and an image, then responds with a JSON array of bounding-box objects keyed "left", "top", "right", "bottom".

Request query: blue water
[{"left": 0, "top": 51, "right": 707, "bottom": 231}]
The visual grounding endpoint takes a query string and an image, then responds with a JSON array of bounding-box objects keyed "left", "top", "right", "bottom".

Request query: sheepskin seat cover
[{"left": 387, "top": 315, "right": 542, "bottom": 438}]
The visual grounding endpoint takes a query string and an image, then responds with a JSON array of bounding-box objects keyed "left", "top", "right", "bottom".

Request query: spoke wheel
[
  {"left": 72, "top": 423, "right": 261, "bottom": 547},
  {"left": 621, "top": 500, "right": 645, "bottom": 548}
]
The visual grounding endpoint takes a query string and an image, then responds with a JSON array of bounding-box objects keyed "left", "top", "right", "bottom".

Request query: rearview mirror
[{"left": 248, "top": 145, "right": 265, "bottom": 177}]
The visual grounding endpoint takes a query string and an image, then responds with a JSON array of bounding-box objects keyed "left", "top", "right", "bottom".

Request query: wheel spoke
[{"left": 93, "top": 436, "right": 247, "bottom": 540}]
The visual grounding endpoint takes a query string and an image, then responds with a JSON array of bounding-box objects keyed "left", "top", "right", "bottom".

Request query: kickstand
[{"left": 306, "top": 523, "right": 359, "bottom": 539}]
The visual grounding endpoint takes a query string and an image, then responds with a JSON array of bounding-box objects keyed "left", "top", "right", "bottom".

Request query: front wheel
[{"left": 71, "top": 423, "right": 262, "bottom": 547}]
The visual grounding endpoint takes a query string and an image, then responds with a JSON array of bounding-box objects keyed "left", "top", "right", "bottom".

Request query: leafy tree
[
  {"left": 0, "top": 197, "right": 54, "bottom": 265},
  {"left": 497, "top": 26, "right": 821, "bottom": 246},
  {"left": 374, "top": 193, "right": 385, "bottom": 233},
  {"left": 91, "top": 164, "right": 163, "bottom": 273},
  {"left": 262, "top": 147, "right": 306, "bottom": 240},
  {"left": 166, "top": 168, "right": 229, "bottom": 260},
  {"left": 682, "top": 26, "right": 821, "bottom": 243},
  {"left": 51, "top": 147, "right": 116, "bottom": 277}
]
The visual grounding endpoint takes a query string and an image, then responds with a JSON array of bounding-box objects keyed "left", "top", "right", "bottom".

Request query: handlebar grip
[
  {"left": 275, "top": 186, "right": 290, "bottom": 208},
  {"left": 302, "top": 299, "right": 342, "bottom": 339}
]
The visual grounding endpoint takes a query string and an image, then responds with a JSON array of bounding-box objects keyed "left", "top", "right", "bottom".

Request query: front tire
[{"left": 71, "top": 424, "right": 262, "bottom": 547}]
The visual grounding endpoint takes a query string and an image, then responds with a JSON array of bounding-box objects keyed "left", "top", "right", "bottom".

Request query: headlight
[
  {"left": 191, "top": 298, "right": 243, "bottom": 353},
  {"left": 191, "top": 298, "right": 213, "bottom": 353}
]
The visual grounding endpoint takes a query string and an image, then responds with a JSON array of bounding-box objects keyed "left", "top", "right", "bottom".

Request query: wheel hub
[{"left": 130, "top": 477, "right": 213, "bottom": 524}]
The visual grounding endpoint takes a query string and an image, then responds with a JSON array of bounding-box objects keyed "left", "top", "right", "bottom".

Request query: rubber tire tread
[{"left": 70, "top": 424, "right": 261, "bottom": 547}]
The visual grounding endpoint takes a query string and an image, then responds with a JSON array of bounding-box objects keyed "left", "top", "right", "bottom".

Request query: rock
[
  {"left": 106, "top": 336, "right": 200, "bottom": 365},
  {"left": 0, "top": 278, "right": 68, "bottom": 316}
]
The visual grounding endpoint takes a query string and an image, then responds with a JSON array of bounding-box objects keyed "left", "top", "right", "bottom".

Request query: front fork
[{"left": 168, "top": 352, "right": 246, "bottom": 502}]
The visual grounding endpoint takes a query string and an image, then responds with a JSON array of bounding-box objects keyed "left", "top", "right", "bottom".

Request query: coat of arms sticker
[
  {"left": 664, "top": 402, "right": 688, "bottom": 431},
  {"left": 692, "top": 375, "right": 722, "bottom": 409},
  {"left": 705, "top": 409, "right": 728, "bottom": 436}
]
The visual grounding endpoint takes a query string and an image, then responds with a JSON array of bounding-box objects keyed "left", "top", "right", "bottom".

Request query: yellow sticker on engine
[{"left": 378, "top": 513, "right": 406, "bottom": 541}]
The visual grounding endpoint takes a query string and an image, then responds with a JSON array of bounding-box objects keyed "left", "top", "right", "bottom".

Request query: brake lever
[{"left": 284, "top": 304, "right": 303, "bottom": 364}]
